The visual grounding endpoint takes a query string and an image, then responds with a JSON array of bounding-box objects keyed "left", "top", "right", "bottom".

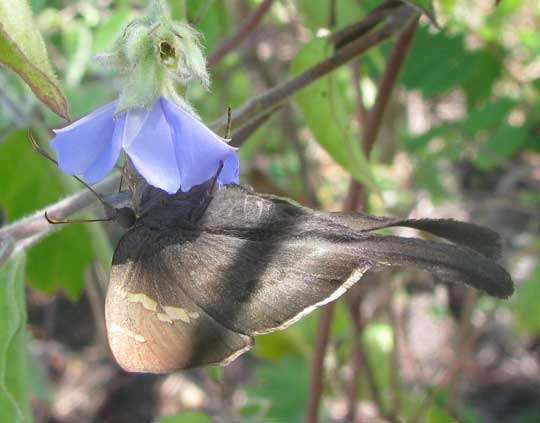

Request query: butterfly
[{"left": 103, "top": 172, "right": 514, "bottom": 373}]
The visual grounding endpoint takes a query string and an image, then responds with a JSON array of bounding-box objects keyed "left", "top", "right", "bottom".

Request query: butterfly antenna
[
  {"left": 209, "top": 160, "right": 224, "bottom": 194},
  {"left": 44, "top": 211, "right": 113, "bottom": 225},
  {"left": 225, "top": 106, "right": 232, "bottom": 140},
  {"left": 189, "top": 160, "right": 224, "bottom": 224},
  {"left": 29, "top": 131, "right": 112, "bottom": 209}
]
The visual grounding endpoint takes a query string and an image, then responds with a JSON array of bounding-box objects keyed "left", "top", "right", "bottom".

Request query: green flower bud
[{"left": 96, "top": 0, "right": 209, "bottom": 114}]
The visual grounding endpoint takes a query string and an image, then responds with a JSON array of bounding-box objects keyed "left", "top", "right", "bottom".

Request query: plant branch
[
  {"left": 0, "top": 174, "right": 120, "bottom": 265},
  {"left": 344, "top": 13, "right": 419, "bottom": 211},
  {"left": 207, "top": 0, "right": 276, "bottom": 67},
  {"left": 211, "top": 4, "right": 418, "bottom": 134},
  {"left": 305, "top": 303, "right": 335, "bottom": 423}
]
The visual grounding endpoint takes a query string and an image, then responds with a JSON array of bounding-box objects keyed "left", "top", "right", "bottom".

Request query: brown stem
[
  {"left": 344, "top": 14, "right": 419, "bottom": 212},
  {"left": 344, "top": 13, "right": 420, "bottom": 420},
  {"left": 446, "top": 289, "right": 478, "bottom": 414},
  {"left": 305, "top": 9, "right": 419, "bottom": 423},
  {"left": 207, "top": 0, "right": 276, "bottom": 67},
  {"left": 345, "top": 294, "right": 364, "bottom": 423},
  {"left": 230, "top": 105, "right": 281, "bottom": 148},
  {"left": 387, "top": 289, "right": 402, "bottom": 417},
  {"left": 351, "top": 60, "right": 369, "bottom": 129},
  {"left": 305, "top": 303, "right": 335, "bottom": 423},
  {"left": 345, "top": 328, "right": 363, "bottom": 423},
  {"left": 363, "top": 16, "right": 419, "bottom": 155}
]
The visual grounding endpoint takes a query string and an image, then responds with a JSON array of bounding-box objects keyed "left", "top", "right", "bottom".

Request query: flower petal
[
  {"left": 160, "top": 97, "right": 240, "bottom": 191},
  {"left": 121, "top": 102, "right": 181, "bottom": 194},
  {"left": 82, "top": 117, "right": 124, "bottom": 184},
  {"left": 50, "top": 101, "right": 119, "bottom": 182}
]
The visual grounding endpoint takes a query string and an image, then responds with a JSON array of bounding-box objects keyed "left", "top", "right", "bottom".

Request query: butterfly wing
[
  {"left": 106, "top": 226, "right": 253, "bottom": 373},
  {"left": 161, "top": 225, "right": 512, "bottom": 338},
  {"left": 181, "top": 185, "right": 513, "bottom": 336},
  {"left": 107, "top": 185, "right": 513, "bottom": 372}
]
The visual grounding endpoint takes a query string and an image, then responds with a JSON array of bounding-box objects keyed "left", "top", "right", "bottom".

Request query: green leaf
[
  {"left": 254, "top": 307, "right": 318, "bottom": 362},
  {"left": 292, "top": 37, "right": 377, "bottom": 191},
  {"left": 461, "top": 50, "right": 501, "bottom": 107},
  {"left": 246, "top": 356, "right": 309, "bottom": 423},
  {"left": 192, "top": 0, "right": 231, "bottom": 55},
  {"left": 295, "top": 0, "right": 368, "bottom": 31},
  {"left": 403, "top": 1, "right": 439, "bottom": 27},
  {"left": 427, "top": 406, "right": 459, "bottom": 423},
  {"left": 205, "top": 366, "right": 224, "bottom": 383},
  {"left": 168, "top": 0, "right": 187, "bottom": 21},
  {"left": 402, "top": 27, "right": 473, "bottom": 98},
  {"left": 474, "top": 124, "right": 528, "bottom": 169},
  {"left": 93, "top": 9, "right": 135, "bottom": 54},
  {"left": 460, "top": 97, "right": 516, "bottom": 136},
  {"left": 360, "top": 321, "right": 394, "bottom": 396},
  {"left": 405, "top": 124, "right": 457, "bottom": 153},
  {"left": 157, "top": 411, "right": 212, "bottom": 423},
  {"left": 0, "top": 254, "right": 32, "bottom": 423},
  {"left": 0, "top": 0, "right": 69, "bottom": 120},
  {"left": 513, "top": 264, "right": 540, "bottom": 333},
  {"left": 63, "top": 21, "right": 93, "bottom": 87},
  {"left": 0, "top": 129, "right": 111, "bottom": 297}
]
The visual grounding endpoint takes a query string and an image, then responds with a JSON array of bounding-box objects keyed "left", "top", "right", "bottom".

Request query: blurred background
[{"left": 0, "top": 0, "right": 539, "bottom": 422}]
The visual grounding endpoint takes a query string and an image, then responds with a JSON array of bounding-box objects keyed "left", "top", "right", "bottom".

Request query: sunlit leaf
[
  {"left": 427, "top": 406, "right": 459, "bottom": 423},
  {"left": 360, "top": 321, "right": 393, "bottom": 397},
  {"left": 254, "top": 307, "right": 318, "bottom": 362},
  {"left": 513, "top": 264, "right": 540, "bottom": 333},
  {"left": 0, "top": 129, "right": 111, "bottom": 297},
  {"left": 292, "top": 37, "right": 377, "bottom": 191},
  {"left": 0, "top": 254, "right": 32, "bottom": 423},
  {"left": 402, "top": 26, "right": 472, "bottom": 98},
  {"left": 0, "top": 0, "right": 69, "bottom": 120}
]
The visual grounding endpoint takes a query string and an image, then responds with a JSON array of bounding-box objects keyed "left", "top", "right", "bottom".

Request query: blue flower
[{"left": 50, "top": 97, "right": 239, "bottom": 194}]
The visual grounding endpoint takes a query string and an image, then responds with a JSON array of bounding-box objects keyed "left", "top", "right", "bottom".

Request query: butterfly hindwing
[{"left": 106, "top": 226, "right": 253, "bottom": 373}]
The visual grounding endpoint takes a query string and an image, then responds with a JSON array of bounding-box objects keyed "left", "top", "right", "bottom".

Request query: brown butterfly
[{"left": 104, "top": 177, "right": 513, "bottom": 373}]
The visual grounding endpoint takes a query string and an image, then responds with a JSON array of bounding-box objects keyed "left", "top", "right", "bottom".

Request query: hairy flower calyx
[{"left": 98, "top": 0, "right": 209, "bottom": 114}]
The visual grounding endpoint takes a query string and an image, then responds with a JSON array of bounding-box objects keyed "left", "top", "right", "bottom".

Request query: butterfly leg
[
  {"left": 225, "top": 106, "right": 232, "bottom": 140},
  {"left": 189, "top": 160, "right": 225, "bottom": 223},
  {"left": 28, "top": 131, "right": 119, "bottom": 222}
]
